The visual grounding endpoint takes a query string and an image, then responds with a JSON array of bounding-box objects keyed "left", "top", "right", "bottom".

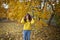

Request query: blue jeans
[{"left": 23, "top": 30, "right": 31, "bottom": 40}]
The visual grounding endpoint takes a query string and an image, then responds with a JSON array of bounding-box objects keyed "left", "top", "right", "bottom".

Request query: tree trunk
[{"left": 48, "top": 13, "right": 55, "bottom": 25}]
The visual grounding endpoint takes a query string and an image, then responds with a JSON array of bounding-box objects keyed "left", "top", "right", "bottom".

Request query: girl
[{"left": 21, "top": 13, "right": 35, "bottom": 40}]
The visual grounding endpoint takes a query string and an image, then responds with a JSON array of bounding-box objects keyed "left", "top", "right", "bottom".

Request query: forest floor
[{"left": 0, "top": 22, "right": 60, "bottom": 40}]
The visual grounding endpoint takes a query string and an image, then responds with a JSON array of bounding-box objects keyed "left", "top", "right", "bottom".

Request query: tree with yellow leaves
[{"left": 0, "top": 0, "right": 60, "bottom": 28}]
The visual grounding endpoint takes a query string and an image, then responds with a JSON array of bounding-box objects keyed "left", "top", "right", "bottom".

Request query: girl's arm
[
  {"left": 21, "top": 17, "right": 25, "bottom": 24},
  {"left": 31, "top": 18, "right": 35, "bottom": 24}
]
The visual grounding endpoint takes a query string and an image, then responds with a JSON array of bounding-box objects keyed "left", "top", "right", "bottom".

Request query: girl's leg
[
  {"left": 23, "top": 30, "right": 27, "bottom": 40},
  {"left": 27, "top": 30, "right": 31, "bottom": 40}
]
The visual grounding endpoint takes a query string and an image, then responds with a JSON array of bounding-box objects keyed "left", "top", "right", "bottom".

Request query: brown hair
[{"left": 24, "top": 13, "right": 32, "bottom": 22}]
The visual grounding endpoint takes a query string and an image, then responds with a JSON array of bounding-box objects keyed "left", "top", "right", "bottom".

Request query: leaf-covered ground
[{"left": 0, "top": 22, "right": 60, "bottom": 40}]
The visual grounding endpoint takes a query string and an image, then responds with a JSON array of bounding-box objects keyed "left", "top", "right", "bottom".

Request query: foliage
[
  {"left": 54, "top": 13, "right": 60, "bottom": 26},
  {"left": 0, "top": 0, "right": 60, "bottom": 27}
]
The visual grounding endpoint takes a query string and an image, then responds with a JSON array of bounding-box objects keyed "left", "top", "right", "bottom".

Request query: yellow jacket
[{"left": 21, "top": 18, "right": 35, "bottom": 30}]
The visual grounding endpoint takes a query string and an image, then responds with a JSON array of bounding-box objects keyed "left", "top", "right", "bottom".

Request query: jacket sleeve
[
  {"left": 21, "top": 18, "right": 25, "bottom": 24},
  {"left": 31, "top": 18, "right": 35, "bottom": 24}
]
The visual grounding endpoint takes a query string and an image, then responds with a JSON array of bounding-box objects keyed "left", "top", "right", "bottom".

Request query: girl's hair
[{"left": 24, "top": 13, "right": 32, "bottom": 22}]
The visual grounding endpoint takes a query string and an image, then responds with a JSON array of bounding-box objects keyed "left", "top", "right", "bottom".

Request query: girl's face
[
  {"left": 24, "top": 14, "right": 32, "bottom": 22},
  {"left": 26, "top": 15, "right": 29, "bottom": 19}
]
